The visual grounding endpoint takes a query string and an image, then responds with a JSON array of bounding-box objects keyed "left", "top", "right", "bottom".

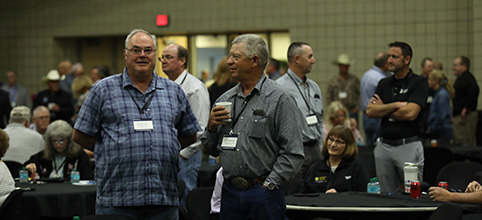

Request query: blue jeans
[
  {"left": 178, "top": 149, "right": 202, "bottom": 210},
  {"left": 220, "top": 182, "right": 287, "bottom": 220},
  {"left": 96, "top": 205, "right": 178, "bottom": 220},
  {"left": 363, "top": 112, "right": 381, "bottom": 147}
]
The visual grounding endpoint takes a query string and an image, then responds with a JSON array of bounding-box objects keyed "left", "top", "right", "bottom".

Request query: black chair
[
  {"left": 357, "top": 150, "right": 376, "bottom": 178},
  {"left": 186, "top": 186, "right": 214, "bottom": 220},
  {"left": 0, "top": 189, "right": 24, "bottom": 219},
  {"left": 4, "top": 160, "right": 22, "bottom": 178},
  {"left": 81, "top": 215, "right": 133, "bottom": 220},
  {"left": 423, "top": 147, "right": 453, "bottom": 186},
  {"left": 436, "top": 161, "right": 482, "bottom": 191}
]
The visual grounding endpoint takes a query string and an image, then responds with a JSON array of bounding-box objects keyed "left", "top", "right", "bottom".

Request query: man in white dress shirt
[{"left": 161, "top": 43, "right": 210, "bottom": 210}]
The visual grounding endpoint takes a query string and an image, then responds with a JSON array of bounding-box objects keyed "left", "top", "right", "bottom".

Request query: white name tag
[
  {"left": 338, "top": 91, "right": 347, "bottom": 99},
  {"left": 221, "top": 136, "right": 238, "bottom": 150},
  {"left": 306, "top": 115, "right": 318, "bottom": 125},
  {"left": 133, "top": 120, "right": 153, "bottom": 131}
]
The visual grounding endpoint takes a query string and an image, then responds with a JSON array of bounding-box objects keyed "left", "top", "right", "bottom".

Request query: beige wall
[{"left": 1, "top": 0, "right": 481, "bottom": 109}]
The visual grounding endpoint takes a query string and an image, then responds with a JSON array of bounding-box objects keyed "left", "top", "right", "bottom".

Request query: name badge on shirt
[
  {"left": 133, "top": 119, "right": 153, "bottom": 131},
  {"left": 306, "top": 114, "right": 318, "bottom": 125},
  {"left": 221, "top": 134, "right": 238, "bottom": 150},
  {"left": 338, "top": 91, "right": 347, "bottom": 99}
]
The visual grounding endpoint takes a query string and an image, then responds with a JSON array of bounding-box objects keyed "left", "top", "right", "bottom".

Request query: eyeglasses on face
[
  {"left": 52, "top": 139, "right": 65, "bottom": 145},
  {"left": 159, "top": 55, "right": 176, "bottom": 61},
  {"left": 327, "top": 136, "right": 346, "bottom": 146},
  {"left": 126, "top": 47, "right": 156, "bottom": 56}
]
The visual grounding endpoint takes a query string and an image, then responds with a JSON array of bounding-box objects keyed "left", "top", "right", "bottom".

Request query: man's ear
[{"left": 404, "top": 56, "right": 411, "bottom": 65}]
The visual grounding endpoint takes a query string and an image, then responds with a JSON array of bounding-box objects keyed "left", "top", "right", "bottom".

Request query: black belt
[
  {"left": 228, "top": 175, "right": 267, "bottom": 191},
  {"left": 303, "top": 140, "right": 318, "bottom": 147},
  {"left": 381, "top": 136, "right": 420, "bottom": 146}
]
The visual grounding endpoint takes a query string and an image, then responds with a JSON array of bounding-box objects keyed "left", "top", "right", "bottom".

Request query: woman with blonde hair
[
  {"left": 323, "top": 101, "right": 364, "bottom": 145},
  {"left": 301, "top": 125, "right": 369, "bottom": 193},
  {"left": 208, "top": 56, "right": 238, "bottom": 106},
  {"left": 25, "top": 120, "right": 93, "bottom": 180},
  {"left": 427, "top": 70, "right": 454, "bottom": 143}
]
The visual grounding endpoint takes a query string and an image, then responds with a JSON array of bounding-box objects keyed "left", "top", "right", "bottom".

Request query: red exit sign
[{"left": 156, "top": 15, "right": 169, "bottom": 27}]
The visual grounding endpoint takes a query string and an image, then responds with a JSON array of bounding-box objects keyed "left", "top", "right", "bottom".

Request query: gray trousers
[{"left": 374, "top": 140, "right": 424, "bottom": 193}]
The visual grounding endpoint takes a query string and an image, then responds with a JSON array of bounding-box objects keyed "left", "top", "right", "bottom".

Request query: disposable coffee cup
[{"left": 215, "top": 102, "right": 232, "bottom": 122}]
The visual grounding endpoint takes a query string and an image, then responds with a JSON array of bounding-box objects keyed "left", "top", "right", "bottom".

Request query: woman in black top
[
  {"left": 302, "top": 125, "right": 369, "bottom": 193},
  {"left": 25, "top": 120, "right": 93, "bottom": 180}
]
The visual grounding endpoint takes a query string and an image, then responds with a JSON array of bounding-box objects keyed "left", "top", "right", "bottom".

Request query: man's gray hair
[
  {"left": 32, "top": 105, "right": 49, "bottom": 118},
  {"left": 9, "top": 106, "right": 30, "bottom": 124},
  {"left": 125, "top": 29, "right": 157, "bottom": 50},
  {"left": 232, "top": 34, "right": 269, "bottom": 71}
]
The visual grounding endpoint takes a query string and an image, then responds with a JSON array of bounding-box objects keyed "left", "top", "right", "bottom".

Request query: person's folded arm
[
  {"left": 366, "top": 94, "right": 406, "bottom": 118},
  {"left": 389, "top": 102, "right": 422, "bottom": 121}
]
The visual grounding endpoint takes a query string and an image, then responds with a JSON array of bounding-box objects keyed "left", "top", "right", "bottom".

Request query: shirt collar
[
  {"left": 287, "top": 68, "right": 304, "bottom": 84},
  {"left": 231, "top": 74, "right": 267, "bottom": 98},
  {"left": 174, "top": 70, "right": 188, "bottom": 85},
  {"left": 121, "top": 67, "right": 161, "bottom": 93}
]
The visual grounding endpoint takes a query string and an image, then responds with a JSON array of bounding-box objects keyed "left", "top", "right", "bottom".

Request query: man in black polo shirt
[{"left": 367, "top": 42, "right": 428, "bottom": 193}]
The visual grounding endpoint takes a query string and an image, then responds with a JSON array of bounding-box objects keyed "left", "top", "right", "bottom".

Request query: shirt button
[{"left": 240, "top": 117, "right": 243, "bottom": 120}]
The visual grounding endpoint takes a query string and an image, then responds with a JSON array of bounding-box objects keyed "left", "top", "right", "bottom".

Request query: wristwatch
[{"left": 263, "top": 181, "right": 279, "bottom": 190}]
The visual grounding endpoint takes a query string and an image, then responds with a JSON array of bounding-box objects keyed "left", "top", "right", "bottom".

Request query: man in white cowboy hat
[
  {"left": 327, "top": 54, "right": 360, "bottom": 123},
  {"left": 32, "top": 69, "right": 74, "bottom": 123}
]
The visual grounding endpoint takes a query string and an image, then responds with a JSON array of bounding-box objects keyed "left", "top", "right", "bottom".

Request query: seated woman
[
  {"left": 427, "top": 70, "right": 454, "bottom": 144},
  {"left": 302, "top": 125, "right": 369, "bottom": 193},
  {"left": 25, "top": 120, "right": 93, "bottom": 180},
  {"left": 0, "top": 128, "right": 15, "bottom": 207}
]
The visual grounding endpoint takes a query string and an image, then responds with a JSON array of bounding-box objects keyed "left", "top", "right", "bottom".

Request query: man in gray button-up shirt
[
  {"left": 276, "top": 42, "right": 324, "bottom": 179},
  {"left": 201, "top": 34, "right": 304, "bottom": 220}
]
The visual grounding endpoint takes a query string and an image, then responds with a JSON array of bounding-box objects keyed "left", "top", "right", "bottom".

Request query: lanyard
[
  {"left": 179, "top": 73, "right": 188, "bottom": 86},
  {"left": 287, "top": 73, "right": 312, "bottom": 113},
  {"left": 53, "top": 156, "right": 66, "bottom": 175},
  {"left": 122, "top": 72, "right": 157, "bottom": 118},
  {"left": 230, "top": 77, "right": 267, "bottom": 130}
]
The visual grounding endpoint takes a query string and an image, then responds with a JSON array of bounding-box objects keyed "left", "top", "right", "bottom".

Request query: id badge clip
[
  {"left": 133, "top": 119, "right": 154, "bottom": 131},
  {"left": 221, "top": 131, "right": 238, "bottom": 150},
  {"left": 306, "top": 114, "right": 318, "bottom": 125}
]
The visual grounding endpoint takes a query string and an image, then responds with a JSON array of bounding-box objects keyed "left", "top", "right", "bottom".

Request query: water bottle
[
  {"left": 71, "top": 169, "right": 80, "bottom": 183},
  {"left": 367, "top": 177, "right": 380, "bottom": 194},
  {"left": 209, "top": 156, "right": 217, "bottom": 166},
  {"left": 19, "top": 167, "right": 29, "bottom": 183}
]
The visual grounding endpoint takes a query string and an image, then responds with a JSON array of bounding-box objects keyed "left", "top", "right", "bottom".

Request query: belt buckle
[{"left": 231, "top": 177, "right": 248, "bottom": 190}]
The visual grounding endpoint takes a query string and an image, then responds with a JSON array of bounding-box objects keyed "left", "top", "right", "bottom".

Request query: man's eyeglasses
[
  {"left": 327, "top": 137, "right": 346, "bottom": 146},
  {"left": 126, "top": 47, "right": 156, "bottom": 56},
  {"left": 52, "top": 140, "right": 65, "bottom": 145},
  {"left": 158, "top": 55, "right": 176, "bottom": 61}
]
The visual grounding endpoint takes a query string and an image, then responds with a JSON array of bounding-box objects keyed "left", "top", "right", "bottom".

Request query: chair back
[
  {"left": 423, "top": 147, "right": 453, "bottom": 186},
  {"left": 186, "top": 186, "right": 214, "bottom": 220},
  {"left": 0, "top": 189, "right": 24, "bottom": 219},
  {"left": 436, "top": 161, "right": 482, "bottom": 191},
  {"left": 4, "top": 160, "right": 23, "bottom": 178},
  {"left": 357, "top": 150, "right": 376, "bottom": 178}
]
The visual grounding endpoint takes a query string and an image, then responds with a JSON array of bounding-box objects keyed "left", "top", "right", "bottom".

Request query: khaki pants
[{"left": 452, "top": 111, "right": 478, "bottom": 146}]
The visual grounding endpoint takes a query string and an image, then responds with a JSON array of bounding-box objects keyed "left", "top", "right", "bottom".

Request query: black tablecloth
[
  {"left": 15, "top": 182, "right": 96, "bottom": 219},
  {"left": 286, "top": 192, "right": 482, "bottom": 220}
]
